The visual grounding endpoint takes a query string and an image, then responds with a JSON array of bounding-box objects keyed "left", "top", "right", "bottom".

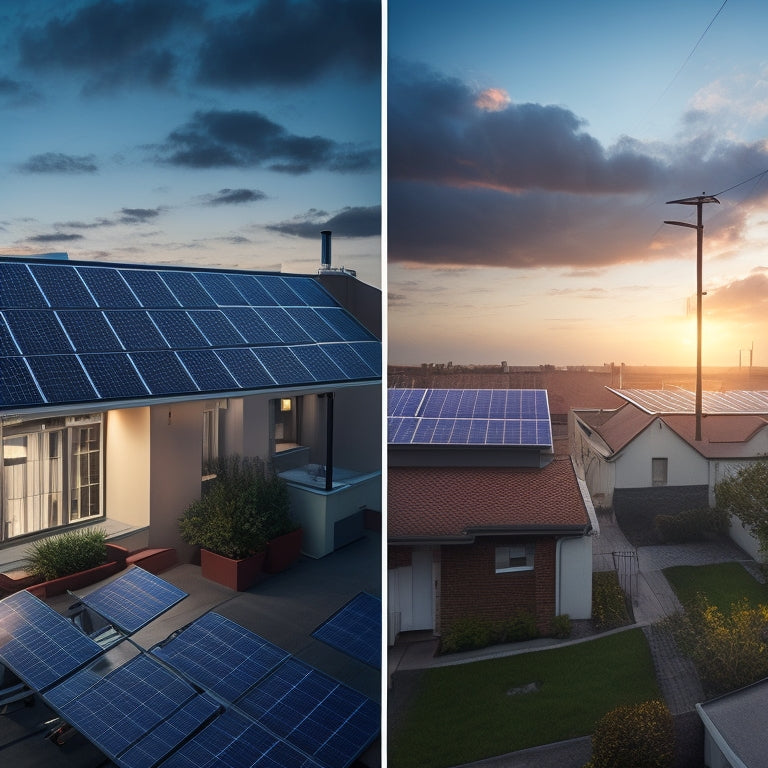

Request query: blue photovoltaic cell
[
  {"left": 80, "top": 353, "right": 148, "bottom": 399},
  {"left": 150, "top": 311, "right": 211, "bottom": 348},
  {"left": 27, "top": 355, "right": 97, "bottom": 403},
  {"left": 57, "top": 310, "right": 123, "bottom": 352},
  {"left": 413, "top": 417, "right": 437, "bottom": 443},
  {"left": 119, "top": 269, "right": 180, "bottom": 308},
  {"left": 105, "top": 310, "right": 169, "bottom": 350},
  {"left": 431, "top": 418, "right": 454, "bottom": 443},
  {"left": 151, "top": 612, "right": 290, "bottom": 703},
  {"left": 420, "top": 389, "right": 447, "bottom": 418},
  {"left": 46, "top": 654, "right": 198, "bottom": 761},
  {"left": 0, "top": 263, "right": 48, "bottom": 308},
  {"left": 347, "top": 342, "right": 380, "bottom": 376},
  {"left": 223, "top": 307, "right": 282, "bottom": 344},
  {"left": 287, "top": 307, "right": 343, "bottom": 342},
  {"left": 289, "top": 345, "right": 346, "bottom": 382},
  {"left": 214, "top": 348, "right": 274, "bottom": 388},
  {"left": 236, "top": 657, "right": 380, "bottom": 768},
  {"left": 388, "top": 388, "right": 425, "bottom": 417},
  {"left": 29, "top": 264, "right": 96, "bottom": 308},
  {"left": 177, "top": 349, "right": 240, "bottom": 392},
  {"left": 194, "top": 272, "right": 246, "bottom": 306},
  {"left": 4, "top": 309, "right": 72, "bottom": 354},
  {"left": 504, "top": 420, "right": 521, "bottom": 444},
  {"left": 256, "top": 275, "right": 304, "bottom": 306},
  {"left": 0, "top": 357, "right": 44, "bottom": 406},
  {"left": 0, "top": 319, "right": 20, "bottom": 355},
  {"left": 315, "top": 308, "right": 375, "bottom": 342},
  {"left": 253, "top": 347, "right": 312, "bottom": 386},
  {"left": 254, "top": 308, "right": 313, "bottom": 344},
  {"left": 320, "top": 344, "right": 372, "bottom": 380},
  {"left": 159, "top": 271, "right": 217, "bottom": 308},
  {"left": 130, "top": 350, "right": 197, "bottom": 395},
  {"left": 119, "top": 693, "right": 221, "bottom": 768},
  {"left": 456, "top": 390, "right": 476, "bottom": 418},
  {"left": 387, "top": 416, "right": 418, "bottom": 444},
  {"left": 78, "top": 567, "right": 188, "bottom": 634},
  {"left": 468, "top": 419, "right": 488, "bottom": 444},
  {"left": 226, "top": 274, "right": 277, "bottom": 306},
  {"left": 187, "top": 310, "right": 244, "bottom": 346},
  {"left": 77, "top": 267, "right": 140, "bottom": 308},
  {"left": 0, "top": 590, "right": 103, "bottom": 692},
  {"left": 312, "top": 592, "right": 381, "bottom": 668},
  {"left": 474, "top": 390, "right": 491, "bottom": 418},
  {"left": 451, "top": 419, "right": 471, "bottom": 443},
  {"left": 289, "top": 277, "right": 337, "bottom": 307}
]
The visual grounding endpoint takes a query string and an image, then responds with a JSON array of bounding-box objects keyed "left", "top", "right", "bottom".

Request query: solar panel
[
  {"left": 26, "top": 354, "right": 98, "bottom": 403},
  {"left": 236, "top": 657, "right": 380, "bottom": 768},
  {"left": 120, "top": 269, "right": 180, "bottom": 308},
  {"left": 256, "top": 275, "right": 304, "bottom": 306},
  {"left": 152, "top": 612, "right": 290, "bottom": 703},
  {"left": 223, "top": 307, "right": 282, "bottom": 344},
  {"left": 287, "top": 308, "right": 343, "bottom": 342},
  {"left": 0, "top": 357, "right": 44, "bottom": 406},
  {"left": 289, "top": 346, "right": 346, "bottom": 382},
  {"left": 187, "top": 310, "right": 245, "bottom": 346},
  {"left": 0, "top": 319, "right": 20, "bottom": 355},
  {"left": 312, "top": 592, "right": 381, "bottom": 668},
  {"left": 57, "top": 310, "right": 123, "bottom": 352},
  {"left": 29, "top": 264, "right": 96, "bottom": 308},
  {"left": 77, "top": 266, "right": 140, "bottom": 308},
  {"left": 159, "top": 271, "right": 217, "bottom": 308},
  {"left": 226, "top": 274, "right": 277, "bottom": 306},
  {"left": 315, "top": 308, "right": 375, "bottom": 341},
  {"left": 130, "top": 350, "right": 197, "bottom": 395},
  {"left": 289, "top": 277, "right": 337, "bottom": 307},
  {"left": 4, "top": 309, "right": 72, "bottom": 354},
  {"left": 77, "top": 567, "right": 188, "bottom": 634},
  {"left": 255, "top": 308, "right": 313, "bottom": 344},
  {"left": 105, "top": 310, "right": 169, "bottom": 350},
  {"left": 0, "top": 590, "right": 104, "bottom": 692},
  {"left": 177, "top": 349, "right": 240, "bottom": 392},
  {"left": 193, "top": 272, "right": 246, "bottom": 306},
  {"left": 80, "top": 353, "right": 149, "bottom": 399},
  {"left": 253, "top": 347, "right": 312, "bottom": 386},
  {"left": 0, "top": 263, "right": 48, "bottom": 308},
  {"left": 150, "top": 311, "right": 211, "bottom": 348},
  {"left": 214, "top": 348, "right": 275, "bottom": 389},
  {"left": 346, "top": 342, "right": 381, "bottom": 376}
]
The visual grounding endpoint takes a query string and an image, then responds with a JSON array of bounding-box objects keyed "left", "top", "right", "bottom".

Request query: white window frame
[{"left": 495, "top": 543, "right": 535, "bottom": 573}]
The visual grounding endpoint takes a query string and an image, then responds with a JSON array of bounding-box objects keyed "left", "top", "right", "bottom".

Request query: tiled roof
[
  {"left": 580, "top": 403, "right": 655, "bottom": 452},
  {"left": 388, "top": 455, "right": 590, "bottom": 539}
]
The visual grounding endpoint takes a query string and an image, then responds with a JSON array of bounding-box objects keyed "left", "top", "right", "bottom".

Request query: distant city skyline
[
  {"left": 388, "top": 0, "right": 768, "bottom": 368},
  {"left": 0, "top": 1, "right": 381, "bottom": 286}
]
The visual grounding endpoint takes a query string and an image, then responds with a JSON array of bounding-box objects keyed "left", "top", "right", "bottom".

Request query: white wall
[{"left": 558, "top": 536, "right": 593, "bottom": 619}]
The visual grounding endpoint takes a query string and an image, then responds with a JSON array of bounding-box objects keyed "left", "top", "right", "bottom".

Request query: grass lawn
[
  {"left": 388, "top": 628, "right": 660, "bottom": 768},
  {"left": 663, "top": 562, "right": 768, "bottom": 612}
]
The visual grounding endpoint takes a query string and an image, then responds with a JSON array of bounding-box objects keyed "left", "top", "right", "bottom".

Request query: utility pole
[{"left": 664, "top": 194, "right": 720, "bottom": 441}]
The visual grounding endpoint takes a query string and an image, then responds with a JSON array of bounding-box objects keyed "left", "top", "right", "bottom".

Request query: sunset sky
[
  {"left": 388, "top": 0, "right": 768, "bottom": 368},
  {"left": 0, "top": 0, "right": 381, "bottom": 286}
]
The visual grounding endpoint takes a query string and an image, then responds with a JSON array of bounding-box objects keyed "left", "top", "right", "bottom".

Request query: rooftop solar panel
[
  {"left": 159, "top": 271, "right": 217, "bottom": 308},
  {"left": 120, "top": 269, "right": 180, "bottom": 308},
  {"left": 255, "top": 307, "right": 314, "bottom": 344},
  {"left": 27, "top": 354, "right": 98, "bottom": 403},
  {"left": 289, "top": 345, "right": 346, "bottom": 382},
  {"left": 194, "top": 272, "right": 246, "bottom": 306},
  {"left": 325, "top": 343, "right": 376, "bottom": 380},
  {"left": 0, "top": 357, "right": 44, "bottom": 406},
  {"left": 4, "top": 309, "right": 72, "bottom": 355},
  {"left": 214, "top": 348, "right": 275, "bottom": 389},
  {"left": 289, "top": 277, "right": 338, "bottom": 307},
  {"left": 287, "top": 308, "right": 343, "bottom": 342},
  {"left": 0, "top": 590, "right": 103, "bottom": 692},
  {"left": 187, "top": 310, "right": 245, "bottom": 346},
  {"left": 226, "top": 274, "right": 278, "bottom": 306},
  {"left": 257, "top": 275, "right": 304, "bottom": 306},
  {"left": 130, "top": 350, "right": 197, "bottom": 395},
  {"left": 236, "top": 657, "right": 380, "bottom": 768},
  {"left": 178, "top": 349, "right": 240, "bottom": 392},
  {"left": 105, "top": 310, "right": 169, "bottom": 350},
  {"left": 79, "top": 353, "right": 149, "bottom": 399},
  {"left": 151, "top": 612, "right": 290, "bottom": 703},
  {"left": 611, "top": 388, "right": 768, "bottom": 415},
  {"left": 57, "top": 310, "right": 123, "bottom": 352},
  {"left": 253, "top": 347, "right": 312, "bottom": 386},
  {"left": 223, "top": 307, "right": 282, "bottom": 345},
  {"left": 316, "top": 308, "right": 376, "bottom": 342},
  {"left": 0, "top": 319, "right": 20, "bottom": 356},
  {"left": 77, "top": 567, "right": 188, "bottom": 634},
  {"left": 312, "top": 592, "right": 381, "bottom": 668},
  {"left": 0, "top": 263, "right": 48, "bottom": 308},
  {"left": 150, "top": 311, "right": 211, "bottom": 349},
  {"left": 29, "top": 264, "right": 96, "bottom": 309},
  {"left": 346, "top": 342, "right": 380, "bottom": 376},
  {"left": 77, "top": 266, "right": 140, "bottom": 308}
]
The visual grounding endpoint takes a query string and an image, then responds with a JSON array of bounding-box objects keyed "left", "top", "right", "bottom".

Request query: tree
[{"left": 715, "top": 458, "right": 768, "bottom": 557}]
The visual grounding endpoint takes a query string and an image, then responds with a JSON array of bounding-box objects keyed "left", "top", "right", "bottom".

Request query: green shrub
[
  {"left": 440, "top": 616, "right": 495, "bottom": 654},
  {"left": 499, "top": 610, "right": 539, "bottom": 643},
  {"left": 551, "top": 613, "right": 572, "bottom": 639},
  {"left": 592, "top": 571, "right": 631, "bottom": 631},
  {"left": 589, "top": 699, "right": 674, "bottom": 768},
  {"left": 24, "top": 528, "right": 107, "bottom": 581},
  {"left": 654, "top": 507, "right": 730, "bottom": 543}
]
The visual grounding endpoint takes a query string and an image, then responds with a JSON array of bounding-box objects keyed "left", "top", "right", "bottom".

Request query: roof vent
[{"left": 321, "top": 230, "right": 332, "bottom": 270}]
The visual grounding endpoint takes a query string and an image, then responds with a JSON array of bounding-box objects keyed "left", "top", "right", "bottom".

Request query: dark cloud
[
  {"left": 196, "top": 0, "right": 380, "bottom": 88},
  {"left": 19, "top": 152, "right": 98, "bottom": 174},
  {"left": 0, "top": 75, "right": 40, "bottom": 104},
  {"left": 29, "top": 233, "right": 84, "bottom": 243},
  {"left": 17, "top": 0, "right": 202, "bottom": 92},
  {"left": 160, "top": 109, "right": 377, "bottom": 173},
  {"left": 204, "top": 188, "right": 267, "bottom": 205},
  {"left": 267, "top": 205, "right": 381, "bottom": 238},
  {"left": 119, "top": 208, "right": 163, "bottom": 223},
  {"left": 388, "top": 61, "right": 768, "bottom": 269}
]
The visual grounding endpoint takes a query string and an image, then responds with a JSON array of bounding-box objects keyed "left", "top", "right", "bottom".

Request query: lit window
[
  {"left": 495, "top": 543, "right": 535, "bottom": 573},
  {"left": 272, "top": 396, "right": 302, "bottom": 453},
  {"left": 652, "top": 458, "right": 668, "bottom": 487}
]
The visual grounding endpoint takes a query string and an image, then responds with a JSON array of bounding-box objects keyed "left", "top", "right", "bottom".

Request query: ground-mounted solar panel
[
  {"left": 0, "top": 590, "right": 104, "bottom": 692},
  {"left": 0, "top": 357, "right": 44, "bottom": 406},
  {"left": 226, "top": 273, "right": 278, "bottom": 306},
  {"left": 316, "top": 308, "right": 376, "bottom": 342},
  {"left": 150, "top": 310, "right": 211, "bottom": 349},
  {"left": 256, "top": 275, "right": 304, "bottom": 306},
  {"left": 214, "top": 348, "right": 275, "bottom": 389},
  {"left": 286, "top": 307, "right": 343, "bottom": 342},
  {"left": 312, "top": 592, "right": 381, "bottom": 668},
  {"left": 80, "top": 353, "right": 149, "bottom": 399},
  {"left": 187, "top": 310, "right": 245, "bottom": 346},
  {"left": 194, "top": 272, "right": 247, "bottom": 306},
  {"left": 289, "top": 345, "right": 346, "bottom": 382},
  {"left": 26, "top": 355, "right": 98, "bottom": 404},
  {"left": 177, "top": 349, "right": 240, "bottom": 392},
  {"left": 156, "top": 709, "right": 322, "bottom": 768},
  {"left": 119, "top": 269, "right": 180, "bottom": 308},
  {"left": 253, "top": 347, "right": 313, "bottom": 386},
  {"left": 44, "top": 654, "right": 199, "bottom": 762},
  {"left": 223, "top": 307, "right": 282, "bottom": 344},
  {"left": 151, "top": 612, "right": 290, "bottom": 703},
  {"left": 289, "top": 276, "right": 338, "bottom": 307},
  {"left": 159, "top": 271, "right": 217, "bottom": 308},
  {"left": 29, "top": 264, "right": 97, "bottom": 309},
  {"left": 77, "top": 567, "right": 188, "bottom": 634},
  {"left": 3, "top": 309, "right": 72, "bottom": 355},
  {"left": 130, "top": 350, "right": 197, "bottom": 395},
  {"left": 255, "top": 307, "right": 314, "bottom": 344},
  {"left": 77, "top": 266, "right": 140, "bottom": 308},
  {"left": 57, "top": 310, "right": 123, "bottom": 352},
  {"left": 105, "top": 310, "right": 170, "bottom": 350},
  {"left": 0, "top": 263, "right": 48, "bottom": 308},
  {"left": 236, "top": 657, "right": 380, "bottom": 768}
]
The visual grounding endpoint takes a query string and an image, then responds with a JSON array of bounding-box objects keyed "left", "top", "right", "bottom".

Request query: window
[
  {"left": 495, "top": 543, "right": 535, "bottom": 573},
  {"left": 1, "top": 415, "right": 103, "bottom": 541},
  {"left": 272, "top": 396, "right": 302, "bottom": 453},
  {"left": 652, "top": 458, "right": 668, "bottom": 487}
]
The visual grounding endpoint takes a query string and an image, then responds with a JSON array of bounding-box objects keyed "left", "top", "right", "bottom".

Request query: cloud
[
  {"left": 706, "top": 269, "right": 768, "bottom": 321},
  {"left": 203, "top": 188, "right": 267, "bottom": 206},
  {"left": 28, "top": 233, "right": 84, "bottom": 243},
  {"left": 159, "top": 109, "right": 377, "bottom": 172},
  {"left": 196, "top": 0, "right": 380, "bottom": 88},
  {"left": 267, "top": 205, "right": 381, "bottom": 238},
  {"left": 16, "top": 0, "right": 202, "bottom": 92},
  {"left": 0, "top": 75, "right": 40, "bottom": 104},
  {"left": 19, "top": 152, "right": 98, "bottom": 174},
  {"left": 119, "top": 208, "right": 163, "bottom": 224}
]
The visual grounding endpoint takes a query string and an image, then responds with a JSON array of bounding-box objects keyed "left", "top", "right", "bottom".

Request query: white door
[{"left": 390, "top": 549, "right": 434, "bottom": 635}]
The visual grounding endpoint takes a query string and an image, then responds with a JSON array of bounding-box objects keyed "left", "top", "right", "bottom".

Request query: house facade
[
  {"left": 387, "top": 388, "right": 596, "bottom": 643},
  {"left": 0, "top": 254, "right": 381, "bottom": 564}
]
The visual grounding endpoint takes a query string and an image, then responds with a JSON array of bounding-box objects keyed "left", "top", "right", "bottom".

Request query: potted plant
[
  {"left": 260, "top": 470, "right": 303, "bottom": 574},
  {"left": 178, "top": 455, "right": 268, "bottom": 591}
]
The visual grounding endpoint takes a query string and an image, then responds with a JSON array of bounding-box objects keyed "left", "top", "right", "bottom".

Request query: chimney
[{"left": 321, "top": 230, "right": 332, "bottom": 270}]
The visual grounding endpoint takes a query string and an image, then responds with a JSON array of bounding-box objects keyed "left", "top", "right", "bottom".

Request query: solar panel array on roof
[
  {"left": 312, "top": 592, "right": 381, "bottom": 668},
  {"left": 611, "top": 388, "right": 768, "bottom": 415},
  {"left": 388, "top": 388, "right": 553, "bottom": 447},
  {"left": 0, "top": 259, "right": 380, "bottom": 410}
]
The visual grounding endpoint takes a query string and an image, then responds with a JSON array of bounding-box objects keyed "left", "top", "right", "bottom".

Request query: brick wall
[{"left": 388, "top": 547, "right": 412, "bottom": 569}]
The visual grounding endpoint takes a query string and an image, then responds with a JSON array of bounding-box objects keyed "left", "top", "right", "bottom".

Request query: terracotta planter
[
  {"left": 200, "top": 548, "right": 266, "bottom": 591},
  {"left": 265, "top": 528, "right": 303, "bottom": 574}
]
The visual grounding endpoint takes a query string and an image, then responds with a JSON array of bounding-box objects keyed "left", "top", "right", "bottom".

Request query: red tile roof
[{"left": 388, "top": 455, "right": 590, "bottom": 539}]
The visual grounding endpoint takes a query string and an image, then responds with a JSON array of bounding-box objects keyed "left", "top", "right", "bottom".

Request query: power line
[{"left": 713, "top": 168, "right": 768, "bottom": 198}]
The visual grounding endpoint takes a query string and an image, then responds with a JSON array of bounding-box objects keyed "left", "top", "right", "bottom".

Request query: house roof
[
  {"left": 388, "top": 455, "right": 590, "bottom": 540},
  {"left": 0, "top": 255, "right": 381, "bottom": 413},
  {"left": 611, "top": 387, "right": 768, "bottom": 414}
]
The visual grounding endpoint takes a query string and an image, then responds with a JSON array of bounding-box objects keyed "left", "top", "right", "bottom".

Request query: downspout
[
  {"left": 324, "top": 392, "right": 334, "bottom": 491},
  {"left": 555, "top": 538, "right": 563, "bottom": 616}
]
